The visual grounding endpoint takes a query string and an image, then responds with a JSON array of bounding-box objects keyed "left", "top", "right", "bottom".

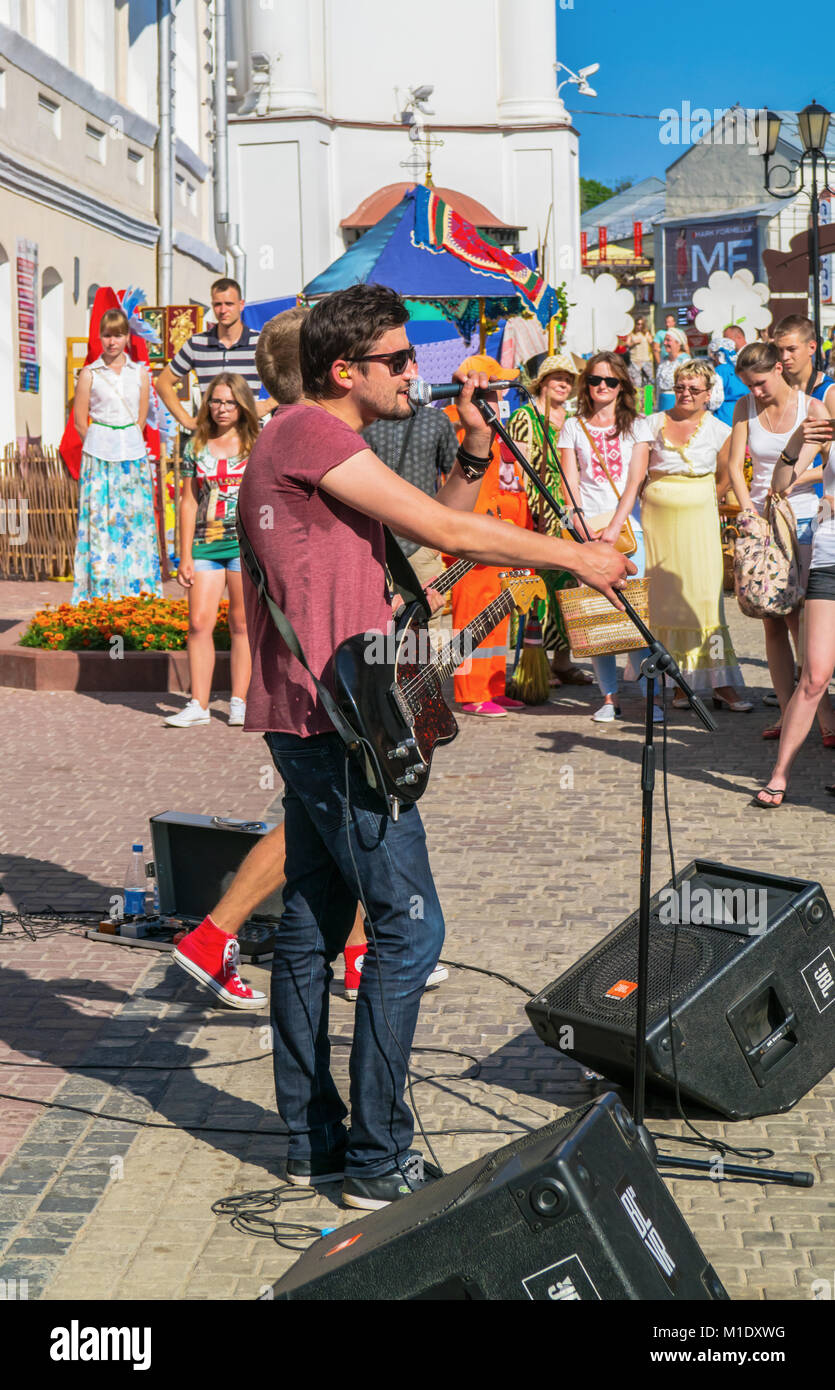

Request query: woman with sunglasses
[
  {"left": 166, "top": 372, "right": 260, "bottom": 727},
  {"left": 560, "top": 353, "right": 657, "bottom": 723},
  {"left": 604, "top": 360, "right": 751, "bottom": 712}
]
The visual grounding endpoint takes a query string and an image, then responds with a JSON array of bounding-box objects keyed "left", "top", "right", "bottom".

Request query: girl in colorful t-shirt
[{"left": 166, "top": 372, "right": 260, "bottom": 727}]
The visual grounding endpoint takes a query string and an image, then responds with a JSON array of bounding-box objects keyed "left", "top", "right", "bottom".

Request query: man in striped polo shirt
[{"left": 156, "top": 277, "right": 277, "bottom": 430}]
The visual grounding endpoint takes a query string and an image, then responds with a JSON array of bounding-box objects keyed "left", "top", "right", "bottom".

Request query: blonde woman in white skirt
[{"left": 602, "top": 360, "right": 750, "bottom": 710}]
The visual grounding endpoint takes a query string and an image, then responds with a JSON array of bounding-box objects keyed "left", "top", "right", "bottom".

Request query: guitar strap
[{"left": 235, "top": 511, "right": 428, "bottom": 790}]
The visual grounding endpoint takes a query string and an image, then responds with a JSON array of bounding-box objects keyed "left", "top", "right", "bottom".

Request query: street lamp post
[{"left": 758, "top": 102, "right": 832, "bottom": 370}]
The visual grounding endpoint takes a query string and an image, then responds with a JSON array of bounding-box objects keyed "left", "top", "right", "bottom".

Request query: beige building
[{"left": 0, "top": 0, "right": 224, "bottom": 447}]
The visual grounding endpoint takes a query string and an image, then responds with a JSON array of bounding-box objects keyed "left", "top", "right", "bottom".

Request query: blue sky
[{"left": 557, "top": 0, "right": 835, "bottom": 188}]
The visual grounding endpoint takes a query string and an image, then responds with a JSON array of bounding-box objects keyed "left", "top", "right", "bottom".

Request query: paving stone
[{"left": 0, "top": 598, "right": 833, "bottom": 1301}]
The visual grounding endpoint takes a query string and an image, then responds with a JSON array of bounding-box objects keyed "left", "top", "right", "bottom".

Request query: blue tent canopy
[
  {"left": 241, "top": 295, "right": 297, "bottom": 331},
  {"left": 303, "top": 190, "right": 538, "bottom": 304}
]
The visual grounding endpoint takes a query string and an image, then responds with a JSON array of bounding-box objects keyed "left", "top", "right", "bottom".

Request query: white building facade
[
  {"left": 0, "top": 0, "right": 223, "bottom": 447},
  {"left": 225, "top": 0, "right": 581, "bottom": 304}
]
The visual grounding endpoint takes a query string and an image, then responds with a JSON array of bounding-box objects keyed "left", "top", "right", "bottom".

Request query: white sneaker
[
  {"left": 165, "top": 698, "right": 210, "bottom": 728},
  {"left": 426, "top": 964, "right": 449, "bottom": 989},
  {"left": 591, "top": 702, "right": 621, "bottom": 723},
  {"left": 228, "top": 697, "right": 246, "bottom": 727}
]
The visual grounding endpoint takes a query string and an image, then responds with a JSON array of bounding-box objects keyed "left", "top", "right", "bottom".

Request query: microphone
[{"left": 408, "top": 376, "right": 519, "bottom": 407}]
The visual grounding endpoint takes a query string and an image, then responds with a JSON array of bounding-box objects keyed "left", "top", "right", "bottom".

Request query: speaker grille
[{"left": 540, "top": 912, "right": 749, "bottom": 1028}]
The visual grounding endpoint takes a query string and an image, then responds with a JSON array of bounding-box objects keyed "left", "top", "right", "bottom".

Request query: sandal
[
  {"left": 752, "top": 786, "right": 788, "bottom": 808},
  {"left": 762, "top": 724, "right": 782, "bottom": 741},
  {"left": 551, "top": 666, "right": 594, "bottom": 686}
]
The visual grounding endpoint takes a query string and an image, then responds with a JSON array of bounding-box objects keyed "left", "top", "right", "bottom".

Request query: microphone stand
[{"left": 477, "top": 396, "right": 810, "bottom": 1188}]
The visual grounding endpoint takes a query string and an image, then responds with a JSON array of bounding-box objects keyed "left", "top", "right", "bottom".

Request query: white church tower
[{"left": 226, "top": 0, "right": 580, "bottom": 301}]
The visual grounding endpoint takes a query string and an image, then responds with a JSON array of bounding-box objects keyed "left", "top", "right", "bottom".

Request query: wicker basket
[
  {"left": 557, "top": 577, "right": 650, "bottom": 657},
  {"left": 719, "top": 504, "right": 741, "bottom": 594}
]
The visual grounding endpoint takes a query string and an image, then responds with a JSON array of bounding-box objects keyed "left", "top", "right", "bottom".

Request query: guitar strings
[{"left": 400, "top": 581, "right": 529, "bottom": 703}]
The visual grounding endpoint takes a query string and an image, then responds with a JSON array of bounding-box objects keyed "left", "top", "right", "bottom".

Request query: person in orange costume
[{"left": 443, "top": 354, "right": 534, "bottom": 717}]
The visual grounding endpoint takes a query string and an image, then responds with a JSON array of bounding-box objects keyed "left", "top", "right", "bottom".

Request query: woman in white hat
[
  {"left": 654, "top": 329, "right": 690, "bottom": 411},
  {"left": 505, "top": 353, "right": 593, "bottom": 685}
]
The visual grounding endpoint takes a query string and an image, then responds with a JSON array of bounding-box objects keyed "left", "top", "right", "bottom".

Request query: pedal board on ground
[{"left": 86, "top": 916, "right": 276, "bottom": 962}]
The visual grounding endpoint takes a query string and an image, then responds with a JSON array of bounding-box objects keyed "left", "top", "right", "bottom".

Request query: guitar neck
[
  {"left": 431, "top": 587, "right": 517, "bottom": 683},
  {"left": 430, "top": 556, "right": 474, "bottom": 597}
]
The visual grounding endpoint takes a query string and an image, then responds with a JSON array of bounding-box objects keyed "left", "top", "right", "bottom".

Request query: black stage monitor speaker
[
  {"left": 150, "top": 812, "right": 283, "bottom": 954},
  {"left": 526, "top": 860, "right": 835, "bottom": 1120},
  {"left": 268, "top": 1093, "right": 728, "bottom": 1301}
]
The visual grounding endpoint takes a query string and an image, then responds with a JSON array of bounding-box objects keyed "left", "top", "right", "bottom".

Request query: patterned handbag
[{"left": 733, "top": 495, "right": 803, "bottom": 618}]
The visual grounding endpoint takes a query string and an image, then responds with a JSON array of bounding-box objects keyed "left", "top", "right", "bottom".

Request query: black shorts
[{"left": 805, "top": 564, "right": 835, "bottom": 601}]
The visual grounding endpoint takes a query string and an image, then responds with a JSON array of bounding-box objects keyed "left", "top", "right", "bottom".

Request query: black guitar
[{"left": 334, "top": 572, "right": 545, "bottom": 813}]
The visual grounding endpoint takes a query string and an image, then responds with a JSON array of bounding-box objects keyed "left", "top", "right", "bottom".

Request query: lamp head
[
  {"left": 798, "top": 100, "right": 830, "bottom": 156},
  {"left": 755, "top": 108, "right": 782, "bottom": 158}
]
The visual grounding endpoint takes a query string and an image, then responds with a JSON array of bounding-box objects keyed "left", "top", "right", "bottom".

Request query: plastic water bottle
[{"left": 124, "top": 844, "right": 146, "bottom": 918}]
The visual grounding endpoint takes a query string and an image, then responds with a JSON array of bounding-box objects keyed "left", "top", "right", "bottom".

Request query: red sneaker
[
  {"left": 172, "top": 917, "right": 267, "bottom": 1009},
  {"left": 344, "top": 943, "right": 367, "bottom": 1001}
]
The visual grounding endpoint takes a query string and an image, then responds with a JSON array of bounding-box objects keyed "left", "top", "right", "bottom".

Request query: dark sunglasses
[
  {"left": 587, "top": 374, "right": 620, "bottom": 388},
  {"left": 353, "top": 346, "right": 417, "bottom": 375}
]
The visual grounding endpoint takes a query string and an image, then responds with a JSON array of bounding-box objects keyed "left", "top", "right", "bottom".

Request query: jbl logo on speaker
[
  {"left": 522, "top": 1255, "right": 600, "bottom": 1301},
  {"left": 801, "top": 948, "right": 835, "bottom": 1014}
]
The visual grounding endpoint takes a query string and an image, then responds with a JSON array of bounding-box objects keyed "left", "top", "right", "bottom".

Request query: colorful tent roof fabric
[
  {"left": 303, "top": 187, "right": 558, "bottom": 333},
  {"left": 412, "top": 186, "right": 557, "bottom": 328}
]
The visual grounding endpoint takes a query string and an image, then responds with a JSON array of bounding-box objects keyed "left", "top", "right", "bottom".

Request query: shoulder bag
[
  {"left": 733, "top": 495, "right": 803, "bottom": 617},
  {"left": 577, "top": 419, "right": 638, "bottom": 556}
]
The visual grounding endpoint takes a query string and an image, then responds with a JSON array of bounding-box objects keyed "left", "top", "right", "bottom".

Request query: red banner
[
  {"left": 580, "top": 232, "right": 588, "bottom": 266},
  {"left": 634, "top": 221, "right": 643, "bottom": 259},
  {"left": 598, "top": 226, "right": 608, "bottom": 260}
]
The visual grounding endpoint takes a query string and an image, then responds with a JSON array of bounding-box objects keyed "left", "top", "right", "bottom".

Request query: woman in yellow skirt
[{"left": 602, "top": 359, "right": 751, "bottom": 710}]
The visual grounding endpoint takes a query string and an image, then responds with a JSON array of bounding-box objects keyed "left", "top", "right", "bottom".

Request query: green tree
[
  {"left": 580, "top": 177, "right": 634, "bottom": 213},
  {"left": 580, "top": 177, "right": 614, "bottom": 213}
]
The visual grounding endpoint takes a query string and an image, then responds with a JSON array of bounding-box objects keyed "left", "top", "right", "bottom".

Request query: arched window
[
  {"left": 87, "top": 283, "right": 100, "bottom": 312},
  {"left": 0, "top": 242, "right": 13, "bottom": 444},
  {"left": 41, "top": 267, "right": 65, "bottom": 447}
]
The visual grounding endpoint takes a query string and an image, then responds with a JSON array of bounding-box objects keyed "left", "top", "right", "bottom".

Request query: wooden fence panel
[{"left": 0, "top": 446, "right": 78, "bottom": 580}]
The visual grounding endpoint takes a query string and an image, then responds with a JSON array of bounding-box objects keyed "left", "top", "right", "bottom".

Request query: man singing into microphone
[{"left": 181, "top": 284, "right": 633, "bottom": 1211}]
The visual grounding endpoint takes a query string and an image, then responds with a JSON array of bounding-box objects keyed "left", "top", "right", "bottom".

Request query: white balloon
[
  {"left": 564, "top": 272, "right": 636, "bottom": 356},
  {"left": 691, "top": 269, "right": 771, "bottom": 341}
]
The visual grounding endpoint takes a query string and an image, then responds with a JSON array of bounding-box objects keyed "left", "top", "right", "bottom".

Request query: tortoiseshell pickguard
[{"left": 395, "top": 647, "right": 459, "bottom": 767}]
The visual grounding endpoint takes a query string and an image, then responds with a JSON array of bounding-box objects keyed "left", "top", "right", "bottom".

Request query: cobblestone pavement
[{"left": 0, "top": 586, "right": 834, "bottom": 1303}]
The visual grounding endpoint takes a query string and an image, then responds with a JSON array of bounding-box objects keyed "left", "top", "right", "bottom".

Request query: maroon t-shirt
[{"left": 237, "top": 401, "right": 391, "bottom": 735}]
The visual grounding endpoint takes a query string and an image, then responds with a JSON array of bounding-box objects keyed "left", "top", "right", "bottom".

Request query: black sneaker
[
  {"left": 342, "top": 1151, "right": 437, "bottom": 1211},
  {"left": 285, "top": 1149, "right": 347, "bottom": 1187}
]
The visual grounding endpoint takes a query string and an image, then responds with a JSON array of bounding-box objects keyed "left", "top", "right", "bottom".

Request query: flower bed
[{"left": 19, "top": 595, "right": 230, "bottom": 651}]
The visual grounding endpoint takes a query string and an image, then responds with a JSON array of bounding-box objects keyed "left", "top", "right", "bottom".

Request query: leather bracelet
[
  {"left": 456, "top": 444, "right": 491, "bottom": 481},
  {"left": 778, "top": 451, "right": 798, "bottom": 466}
]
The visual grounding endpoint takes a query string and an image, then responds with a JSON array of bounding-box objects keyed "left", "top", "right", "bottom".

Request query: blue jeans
[{"left": 264, "top": 731, "right": 445, "bottom": 1177}]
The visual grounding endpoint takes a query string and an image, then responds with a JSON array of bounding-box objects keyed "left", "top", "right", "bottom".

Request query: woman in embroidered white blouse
[{"left": 604, "top": 359, "right": 750, "bottom": 710}]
